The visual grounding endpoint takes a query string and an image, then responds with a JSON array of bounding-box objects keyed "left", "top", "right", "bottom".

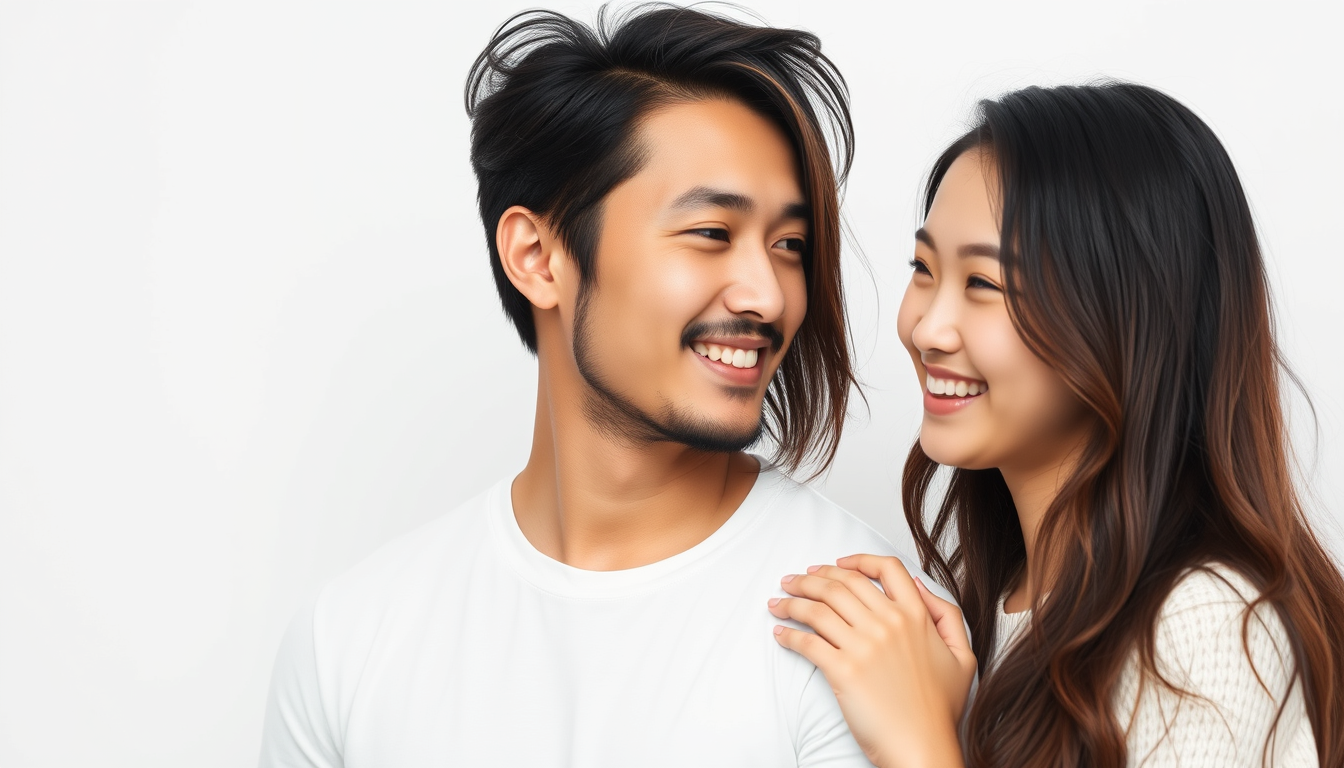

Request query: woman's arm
[{"left": 769, "top": 554, "right": 975, "bottom": 768}]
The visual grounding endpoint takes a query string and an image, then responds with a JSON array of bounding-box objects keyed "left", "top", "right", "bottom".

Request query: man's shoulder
[
  {"left": 753, "top": 467, "right": 899, "bottom": 559},
  {"left": 753, "top": 468, "right": 956, "bottom": 604},
  {"left": 759, "top": 467, "right": 892, "bottom": 546}
]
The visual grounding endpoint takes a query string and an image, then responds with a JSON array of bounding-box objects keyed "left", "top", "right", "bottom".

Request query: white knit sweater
[{"left": 991, "top": 565, "right": 1318, "bottom": 766}]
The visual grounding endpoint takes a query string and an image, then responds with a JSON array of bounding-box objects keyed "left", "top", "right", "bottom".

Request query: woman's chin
[{"left": 919, "top": 435, "right": 992, "bottom": 472}]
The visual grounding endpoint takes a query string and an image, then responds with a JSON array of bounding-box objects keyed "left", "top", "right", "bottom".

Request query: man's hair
[{"left": 465, "top": 3, "right": 857, "bottom": 475}]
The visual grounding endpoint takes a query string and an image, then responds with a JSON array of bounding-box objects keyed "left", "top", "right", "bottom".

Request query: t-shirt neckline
[{"left": 489, "top": 457, "right": 785, "bottom": 599}]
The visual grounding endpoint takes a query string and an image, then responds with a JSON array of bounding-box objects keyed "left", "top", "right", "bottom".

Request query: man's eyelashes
[
  {"left": 687, "top": 228, "right": 730, "bottom": 241},
  {"left": 685, "top": 229, "right": 808, "bottom": 252}
]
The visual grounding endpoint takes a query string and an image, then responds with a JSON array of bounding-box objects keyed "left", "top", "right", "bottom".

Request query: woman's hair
[
  {"left": 903, "top": 82, "right": 1344, "bottom": 767},
  {"left": 466, "top": 3, "right": 857, "bottom": 474}
]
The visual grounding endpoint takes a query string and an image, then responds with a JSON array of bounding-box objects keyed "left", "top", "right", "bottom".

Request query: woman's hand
[{"left": 769, "top": 554, "right": 975, "bottom": 768}]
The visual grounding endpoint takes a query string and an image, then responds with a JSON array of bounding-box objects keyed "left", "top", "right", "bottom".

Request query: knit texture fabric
[{"left": 991, "top": 565, "right": 1317, "bottom": 766}]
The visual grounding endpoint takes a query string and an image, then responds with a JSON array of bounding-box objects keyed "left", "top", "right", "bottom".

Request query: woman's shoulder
[
  {"left": 1157, "top": 563, "right": 1265, "bottom": 620},
  {"left": 1119, "top": 562, "right": 1316, "bottom": 766},
  {"left": 1150, "top": 562, "right": 1294, "bottom": 683}
]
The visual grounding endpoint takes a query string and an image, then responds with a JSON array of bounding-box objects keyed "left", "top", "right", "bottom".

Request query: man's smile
[{"left": 691, "top": 341, "right": 761, "bottom": 369}]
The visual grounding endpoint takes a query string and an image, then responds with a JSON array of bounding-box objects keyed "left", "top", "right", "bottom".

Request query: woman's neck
[{"left": 999, "top": 457, "right": 1078, "bottom": 614}]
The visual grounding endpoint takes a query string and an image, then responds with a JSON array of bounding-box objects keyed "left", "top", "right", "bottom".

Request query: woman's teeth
[
  {"left": 693, "top": 342, "right": 759, "bottom": 369},
  {"left": 926, "top": 375, "right": 986, "bottom": 397}
]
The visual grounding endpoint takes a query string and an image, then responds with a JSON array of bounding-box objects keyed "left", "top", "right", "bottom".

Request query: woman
[{"left": 768, "top": 83, "right": 1344, "bottom": 767}]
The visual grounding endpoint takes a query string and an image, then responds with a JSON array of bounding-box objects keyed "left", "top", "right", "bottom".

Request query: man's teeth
[
  {"left": 692, "top": 342, "right": 759, "bottom": 369},
  {"left": 926, "top": 375, "right": 986, "bottom": 397}
]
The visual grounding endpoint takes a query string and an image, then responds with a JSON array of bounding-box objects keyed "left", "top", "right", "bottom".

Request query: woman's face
[{"left": 897, "top": 149, "right": 1091, "bottom": 476}]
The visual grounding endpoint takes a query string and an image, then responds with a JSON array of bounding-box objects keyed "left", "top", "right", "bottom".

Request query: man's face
[{"left": 570, "top": 98, "right": 809, "bottom": 452}]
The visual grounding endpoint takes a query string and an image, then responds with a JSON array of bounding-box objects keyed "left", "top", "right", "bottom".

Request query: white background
[{"left": 0, "top": 2, "right": 1339, "bottom": 765}]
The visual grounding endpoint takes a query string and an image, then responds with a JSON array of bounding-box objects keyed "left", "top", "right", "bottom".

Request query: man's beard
[{"left": 570, "top": 287, "right": 773, "bottom": 454}]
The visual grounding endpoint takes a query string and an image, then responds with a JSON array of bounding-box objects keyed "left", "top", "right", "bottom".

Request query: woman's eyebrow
[
  {"left": 914, "top": 228, "right": 998, "bottom": 258},
  {"left": 958, "top": 242, "right": 999, "bottom": 259}
]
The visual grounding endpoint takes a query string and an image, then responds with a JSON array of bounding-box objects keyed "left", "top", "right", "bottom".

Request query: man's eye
[
  {"left": 775, "top": 237, "right": 806, "bottom": 253},
  {"left": 909, "top": 258, "right": 931, "bottom": 275},
  {"left": 689, "top": 228, "right": 730, "bottom": 242}
]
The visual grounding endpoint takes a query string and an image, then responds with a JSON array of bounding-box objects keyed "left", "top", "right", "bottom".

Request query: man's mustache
[{"left": 680, "top": 318, "right": 785, "bottom": 352}]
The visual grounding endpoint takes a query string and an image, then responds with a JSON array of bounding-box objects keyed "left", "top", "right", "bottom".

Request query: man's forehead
[{"left": 631, "top": 100, "right": 805, "bottom": 203}]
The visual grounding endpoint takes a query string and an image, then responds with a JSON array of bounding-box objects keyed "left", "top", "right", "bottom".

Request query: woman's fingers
[
  {"left": 914, "top": 578, "right": 975, "bottom": 666},
  {"left": 802, "top": 564, "right": 894, "bottom": 615},
  {"left": 768, "top": 596, "right": 854, "bottom": 648},
  {"left": 771, "top": 624, "right": 840, "bottom": 672},
  {"left": 779, "top": 571, "right": 873, "bottom": 629},
  {"left": 835, "top": 554, "right": 923, "bottom": 607}
]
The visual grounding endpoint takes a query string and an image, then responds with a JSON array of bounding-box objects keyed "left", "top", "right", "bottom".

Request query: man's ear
[{"left": 496, "top": 205, "right": 566, "bottom": 311}]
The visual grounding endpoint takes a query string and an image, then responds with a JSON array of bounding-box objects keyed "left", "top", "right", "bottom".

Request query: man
[{"left": 260, "top": 6, "right": 952, "bottom": 766}]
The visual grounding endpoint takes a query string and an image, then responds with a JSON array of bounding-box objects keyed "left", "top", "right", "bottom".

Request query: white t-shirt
[{"left": 260, "top": 465, "right": 948, "bottom": 767}]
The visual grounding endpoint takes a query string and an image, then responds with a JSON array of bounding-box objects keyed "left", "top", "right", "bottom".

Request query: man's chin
[
  {"left": 576, "top": 365, "right": 766, "bottom": 453},
  {"left": 656, "top": 413, "right": 764, "bottom": 454}
]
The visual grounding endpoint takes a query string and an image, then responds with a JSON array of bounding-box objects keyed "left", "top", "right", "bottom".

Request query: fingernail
[
  {"left": 781, "top": 574, "right": 795, "bottom": 583},
  {"left": 806, "top": 565, "right": 820, "bottom": 573},
  {"left": 768, "top": 597, "right": 780, "bottom": 607},
  {"left": 773, "top": 625, "right": 784, "bottom": 635}
]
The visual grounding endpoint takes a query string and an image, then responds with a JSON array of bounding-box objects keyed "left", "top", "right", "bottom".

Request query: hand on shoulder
[{"left": 769, "top": 553, "right": 974, "bottom": 768}]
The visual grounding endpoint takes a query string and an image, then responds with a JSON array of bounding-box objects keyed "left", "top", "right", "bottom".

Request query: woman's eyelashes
[
  {"left": 967, "top": 275, "right": 1001, "bottom": 291},
  {"left": 909, "top": 258, "right": 1001, "bottom": 292}
]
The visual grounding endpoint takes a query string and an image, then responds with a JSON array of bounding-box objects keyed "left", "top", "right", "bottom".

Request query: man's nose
[{"left": 721, "top": 245, "right": 787, "bottom": 323}]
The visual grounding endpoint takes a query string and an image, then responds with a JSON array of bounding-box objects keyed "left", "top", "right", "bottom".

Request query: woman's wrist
[{"left": 872, "top": 718, "right": 964, "bottom": 768}]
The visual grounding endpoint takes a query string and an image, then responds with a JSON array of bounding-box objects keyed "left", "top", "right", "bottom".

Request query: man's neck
[{"left": 510, "top": 378, "right": 760, "bottom": 572}]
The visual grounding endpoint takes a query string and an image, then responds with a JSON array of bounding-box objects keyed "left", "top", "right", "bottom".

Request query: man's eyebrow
[
  {"left": 670, "top": 186, "right": 754, "bottom": 213},
  {"left": 914, "top": 227, "right": 999, "bottom": 258}
]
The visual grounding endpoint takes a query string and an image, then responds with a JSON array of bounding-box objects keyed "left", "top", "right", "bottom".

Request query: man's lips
[
  {"left": 691, "top": 335, "right": 771, "bottom": 351},
  {"left": 692, "top": 343, "right": 764, "bottom": 386}
]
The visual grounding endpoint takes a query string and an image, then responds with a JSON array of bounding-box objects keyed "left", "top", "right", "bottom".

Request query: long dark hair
[
  {"left": 903, "top": 82, "right": 1344, "bottom": 767},
  {"left": 465, "top": 4, "right": 857, "bottom": 474}
]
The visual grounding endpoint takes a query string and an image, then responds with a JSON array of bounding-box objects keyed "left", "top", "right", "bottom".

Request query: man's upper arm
[
  {"left": 258, "top": 599, "right": 342, "bottom": 768},
  {"left": 795, "top": 666, "right": 876, "bottom": 767}
]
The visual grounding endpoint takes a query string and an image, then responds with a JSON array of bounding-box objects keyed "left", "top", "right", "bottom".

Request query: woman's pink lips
[
  {"left": 922, "top": 387, "right": 984, "bottom": 415},
  {"left": 692, "top": 348, "right": 763, "bottom": 386},
  {"left": 923, "top": 363, "right": 985, "bottom": 385},
  {"left": 920, "top": 364, "right": 988, "bottom": 415}
]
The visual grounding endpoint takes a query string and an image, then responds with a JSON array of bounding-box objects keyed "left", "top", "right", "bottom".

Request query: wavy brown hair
[{"left": 903, "top": 83, "right": 1344, "bottom": 767}]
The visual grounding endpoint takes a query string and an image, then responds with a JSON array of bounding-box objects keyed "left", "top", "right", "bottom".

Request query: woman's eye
[
  {"left": 909, "top": 258, "right": 931, "bottom": 275},
  {"left": 967, "top": 275, "right": 1001, "bottom": 291},
  {"left": 774, "top": 237, "right": 807, "bottom": 253},
  {"left": 689, "top": 228, "right": 730, "bottom": 242}
]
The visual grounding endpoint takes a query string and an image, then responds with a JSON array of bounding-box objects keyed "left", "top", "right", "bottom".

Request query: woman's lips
[
  {"left": 920, "top": 365, "right": 988, "bottom": 416},
  {"left": 922, "top": 387, "right": 985, "bottom": 415}
]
